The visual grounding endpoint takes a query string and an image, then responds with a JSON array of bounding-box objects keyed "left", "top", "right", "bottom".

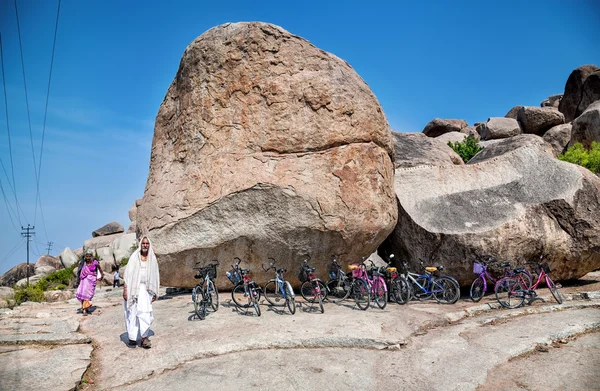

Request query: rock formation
[
  {"left": 92, "top": 222, "right": 124, "bottom": 237},
  {"left": 136, "top": 22, "right": 397, "bottom": 288},
  {"left": 392, "top": 132, "right": 463, "bottom": 168},
  {"left": 384, "top": 146, "right": 600, "bottom": 285},
  {"left": 559, "top": 65, "right": 600, "bottom": 122}
]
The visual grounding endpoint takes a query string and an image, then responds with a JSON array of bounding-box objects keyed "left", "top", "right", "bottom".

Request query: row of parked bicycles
[
  {"left": 190, "top": 254, "right": 462, "bottom": 319},
  {"left": 470, "top": 254, "right": 563, "bottom": 308}
]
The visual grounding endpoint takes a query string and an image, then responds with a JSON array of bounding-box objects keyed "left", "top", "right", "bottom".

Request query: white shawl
[{"left": 124, "top": 236, "right": 160, "bottom": 310}]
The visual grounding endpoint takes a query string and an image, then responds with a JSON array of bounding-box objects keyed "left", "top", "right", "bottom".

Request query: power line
[
  {"left": 0, "top": 238, "right": 25, "bottom": 266},
  {"left": 34, "top": 0, "right": 61, "bottom": 232},
  {"left": 0, "top": 157, "right": 27, "bottom": 222},
  {"left": 13, "top": 0, "right": 40, "bottom": 193},
  {"left": 0, "top": 32, "right": 21, "bottom": 226},
  {"left": 0, "top": 176, "right": 19, "bottom": 232}
]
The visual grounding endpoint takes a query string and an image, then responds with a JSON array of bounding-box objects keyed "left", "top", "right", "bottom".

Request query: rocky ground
[{"left": 0, "top": 273, "right": 599, "bottom": 391}]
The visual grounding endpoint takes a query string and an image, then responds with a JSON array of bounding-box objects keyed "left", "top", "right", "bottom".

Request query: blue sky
[{"left": 0, "top": 0, "right": 599, "bottom": 275}]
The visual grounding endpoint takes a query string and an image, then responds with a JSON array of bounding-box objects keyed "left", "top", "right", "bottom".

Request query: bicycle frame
[{"left": 352, "top": 261, "right": 388, "bottom": 294}]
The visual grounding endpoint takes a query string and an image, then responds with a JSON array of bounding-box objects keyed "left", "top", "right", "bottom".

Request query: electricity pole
[
  {"left": 46, "top": 241, "right": 53, "bottom": 255},
  {"left": 21, "top": 224, "right": 35, "bottom": 285}
]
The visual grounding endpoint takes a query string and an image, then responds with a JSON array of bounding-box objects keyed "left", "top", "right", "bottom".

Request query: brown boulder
[
  {"left": 35, "top": 255, "right": 62, "bottom": 272},
  {"left": 391, "top": 132, "right": 463, "bottom": 168},
  {"left": 469, "top": 134, "right": 555, "bottom": 164},
  {"left": 570, "top": 101, "right": 600, "bottom": 148},
  {"left": 0, "top": 263, "right": 35, "bottom": 287},
  {"left": 137, "top": 22, "right": 397, "bottom": 289},
  {"left": 505, "top": 106, "right": 524, "bottom": 120},
  {"left": 92, "top": 222, "right": 124, "bottom": 237},
  {"left": 541, "top": 94, "right": 562, "bottom": 108},
  {"left": 558, "top": 65, "right": 600, "bottom": 122},
  {"left": 422, "top": 119, "right": 468, "bottom": 138},
  {"left": 517, "top": 106, "right": 565, "bottom": 136},
  {"left": 576, "top": 71, "right": 600, "bottom": 118},
  {"left": 543, "top": 123, "right": 572, "bottom": 155}
]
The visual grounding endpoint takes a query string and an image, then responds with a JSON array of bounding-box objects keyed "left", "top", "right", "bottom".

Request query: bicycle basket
[
  {"left": 297, "top": 268, "right": 309, "bottom": 283},
  {"left": 206, "top": 264, "right": 217, "bottom": 279},
  {"left": 473, "top": 262, "right": 484, "bottom": 275},
  {"left": 326, "top": 263, "right": 339, "bottom": 279},
  {"left": 227, "top": 269, "right": 241, "bottom": 285}
]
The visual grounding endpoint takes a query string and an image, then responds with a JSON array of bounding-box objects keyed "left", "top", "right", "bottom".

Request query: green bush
[
  {"left": 559, "top": 142, "right": 600, "bottom": 174},
  {"left": 14, "top": 284, "right": 45, "bottom": 305},
  {"left": 447, "top": 135, "right": 484, "bottom": 163},
  {"left": 120, "top": 257, "right": 129, "bottom": 267}
]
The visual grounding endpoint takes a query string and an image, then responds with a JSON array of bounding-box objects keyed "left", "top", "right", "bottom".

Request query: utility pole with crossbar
[{"left": 21, "top": 225, "right": 35, "bottom": 285}]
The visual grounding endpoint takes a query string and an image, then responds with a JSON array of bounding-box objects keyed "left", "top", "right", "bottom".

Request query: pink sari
[{"left": 76, "top": 260, "right": 99, "bottom": 306}]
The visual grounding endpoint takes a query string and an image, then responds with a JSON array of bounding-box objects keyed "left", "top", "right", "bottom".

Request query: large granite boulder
[
  {"left": 0, "top": 263, "right": 35, "bottom": 287},
  {"left": 391, "top": 132, "right": 463, "bottom": 168},
  {"left": 477, "top": 117, "right": 521, "bottom": 140},
  {"left": 543, "top": 123, "right": 572, "bottom": 155},
  {"left": 111, "top": 233, "right": 137, "bottom": 265},
  {"left": 469, "top": 134, "right": 555, "bottom": 164},
  {"left": 34, "top": 255, "right": 62, "bottom": 273},
  {"left": 137, "top": 22, "right": 397, "bottom": 289},
  {"left": 576, "top": 71, "right": 600, "bottom": 118},
  {"left": 435, "top": 131, "right": 467, "bottom": 144},
  {"left": 422, "top": 119, "right": 468, "bottom": 138},
  {"left": 517, "top": 106, "right": 565, "bottom": 136},
  {"left": 59, "top": 248, "right": 79, "bottom": 269},
  {"left": 541, "top": 94, "right": 562, "bottom": 108},
  {"left": 92, "top": 222, "right": 124, "bottom": 237},
  {"left": 505, "top": 106, "right": 524, "bottom": 120},
  {"left": 570, "top": 100, "right": 600, "bottom": 148},
  {"left": 461, "top": 126, "right": 480, "bottom": 141},
  {"left": 84, "top": 234, "right": 123, "bottom": 252},
  {"left": 384, "top": 146, "right": 600, "bottom": 285},
  {"left": 558, "top": 65, "right": 600, "bottom": 123}
]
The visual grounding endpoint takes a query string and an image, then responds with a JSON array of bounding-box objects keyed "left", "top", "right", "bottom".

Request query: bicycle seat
[
  {"left": 386, "top": 267, "right": 397, "bottom": 273},
  {"left": 305, "top": 267, "right": 315, "bottom": 272},
  {"left": 500, "top": 262, "right": 511, "bottom": 268},
  {"left": 425, "top": 266, "right": 438, "bottom": 272},
  {"left": 241, "top": 269, "right": 250, "bottom": 275},
  {"left": 348, "top": 264, "right": 359, "bottom": 270},
  {"left": 277, "top": 268, "right": 286, "bottom": 274}
]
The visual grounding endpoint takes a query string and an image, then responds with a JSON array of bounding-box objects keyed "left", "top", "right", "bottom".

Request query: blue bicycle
[
  {"left": 262, "top": 258, "right": 296, "bottom": 314},
  {"left": 401, "top": 261, "right": 460, "bottom": 304}
]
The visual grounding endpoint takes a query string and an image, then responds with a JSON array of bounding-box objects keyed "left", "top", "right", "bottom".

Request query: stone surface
[
  {"left": 137, "top": 22, "right": 397, "bottom": 289},
  {"left": 385, "top": 146, "right": 600, "bottom": 285},
  {"left": 84, "top": 233, "right": 123, "bottom": 252},
  {"left": 96, "top": 247, "right": 115, "bottom": 268},
  {"left": 570, "top": 100, "right": 600, "bottom": 148},
  {"left": 59, "top": 247, "right": 79, "bottom": 269},
  {"left": 422, "top": 118, "right": 468, "bottom": 138},
  {"left": 543, "top": 123, "right": 573, "bottom": 155},
  {"left": 391, "top": 132, "right": 463, "bottom": 168},
  {"left": 477, "top": 117, "right": 521, "bottom": 140},
  {"left": 541, "top": 93, "right": 562, "bottom": 108},
  {"left": 435, "top": 131, "right": 467, "bottom": 144},
  {"left": 15, "top": 274, "right": 44, "bottom": 288},
  {"left": 34, "top": 254, "right": 62, "bottom": 272},
  {"left": 505, "top": 105, "right": 524, "bottom": 119},
  {"left": 34, "top": 265, "right": 57, "bottom": 277},
  {"left": 92, "top": 222, "right": 125, "bottom": 237},
  {"left": 576, "top": 70, "right": 600, "bottom": 118},
  {"left": 559, "top": 64, "right": 600, "bottom": 122},
  {"left": 44, "top": 289, "right": 75, "bottom": 302},
  {"left": 469, "top": 134, "right": 555, "bottom": 164},
  {"left": 0, "top": 263, "right": 35, "bottom": 287},
  {"left": 460, "top": 125, "right": 480, "bottom": 141},
  {"left": 517, "top": 106, "right": 565, "bottom": 136},
  {"left": 110, "top": 232, "right": 136, "bottom": 265}
]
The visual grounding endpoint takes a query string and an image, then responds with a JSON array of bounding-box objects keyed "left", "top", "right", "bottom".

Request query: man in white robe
[{"left": 123, "top": 236, "right": 160, "bottom": 348}]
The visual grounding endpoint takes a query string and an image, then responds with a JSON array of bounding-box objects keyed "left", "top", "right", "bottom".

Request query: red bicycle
[{"left": 495, "top": 254, "right": 563, "bottom": 309}]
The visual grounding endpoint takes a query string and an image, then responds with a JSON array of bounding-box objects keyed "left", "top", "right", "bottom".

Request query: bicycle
[
  {"left": 229, "top": 257, "right": 262, "bottom": 316},
  {"left": 324, "top": 255, "right": 352, "bottom": 302},
  {"left": 262, "top": 258, "right": 296, "bottom": 315},
  {"left": 401, "top": 261, "right": 460, "bottom": 304},
  {"left": 298, "top": 255, "right": 327, "bottom": 313},
  {"left": 381, "top": 254, "right": 411, "bottom": 305},
  {"left": 495, "top": 254, "right": 563, "bottom": 309},
  {"left": 470, "top": 256, "right": 532, "bottom": 302},
  {"left": 350, "top": 257, "right": 388, "bottom": 309},
  {"left": 347, "top": 262, "right": 372, "bottom": 311},
  {"left": 191, "top": 259, "right": 219, "bottom": 320}
]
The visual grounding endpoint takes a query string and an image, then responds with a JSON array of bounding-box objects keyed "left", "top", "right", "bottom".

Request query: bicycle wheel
[
  {"left": 284, "top": 281, "right": 296, "bottom": 314},
  {"left": 373, "top": 279, "right": 388, "bottom": 309},
  {"left": 546, "top": 276, "right": 563, "bottom": 304},
  {"left": 326, "top": 278, "right": 351, "bottom": 302},
  {"left": 231, "top": 283, "right": 249, "bottom": 308},
  {"left": 411, "top": 276, "right": 433, "bottom": 300},
  {"left": 392, "top": 277, "right": 411, "bottom": 305},
  {"left": 515, "top": 270, "right": 533, "bottom": 290},
  {"left": 495, "top": 277, "right": 525, "bottom": 309},
  {"left": 432, "top": 276, "right": 460, "bottom": 304},
  {"left": 263, "top": 280, "right": 285, "bottom": 306},
  {"left": 301, "top": 280, "right": 327, "bottom": 303},
  {"left": 207, "top": 280, "right": 219, "bottom": 312},
  {"left": 470, "top": 275, "right": 485, "bottom": 302},
  {"left": 192, "top": 284, "right": 205, "bottom": 319},
  {"left": 317, "top": 293, "right": 324, "bottom": 313},
  {"left": 352, "top": 279, "right": 370, "bottom": 310}
]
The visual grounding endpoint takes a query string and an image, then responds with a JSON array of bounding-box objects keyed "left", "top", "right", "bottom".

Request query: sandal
[
  {"left": 128, "top": 339, "right": 137, "bottom": 347},
  {"left": 141, "top": 337, "right": 152, "bottom": 349}
]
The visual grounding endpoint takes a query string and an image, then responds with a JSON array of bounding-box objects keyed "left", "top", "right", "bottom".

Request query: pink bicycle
[{"left": 349, "top": 258, "right": 388, "bottom": 310}]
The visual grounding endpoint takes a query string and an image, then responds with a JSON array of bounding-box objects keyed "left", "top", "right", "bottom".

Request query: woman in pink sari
[{"left": 76, "top": 250, "right": 104, "bottom": 315}]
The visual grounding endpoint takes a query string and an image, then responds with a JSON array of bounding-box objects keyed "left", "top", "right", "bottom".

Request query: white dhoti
[{"left": 124, "top": 283, "right": 154, "bottom": 341}]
